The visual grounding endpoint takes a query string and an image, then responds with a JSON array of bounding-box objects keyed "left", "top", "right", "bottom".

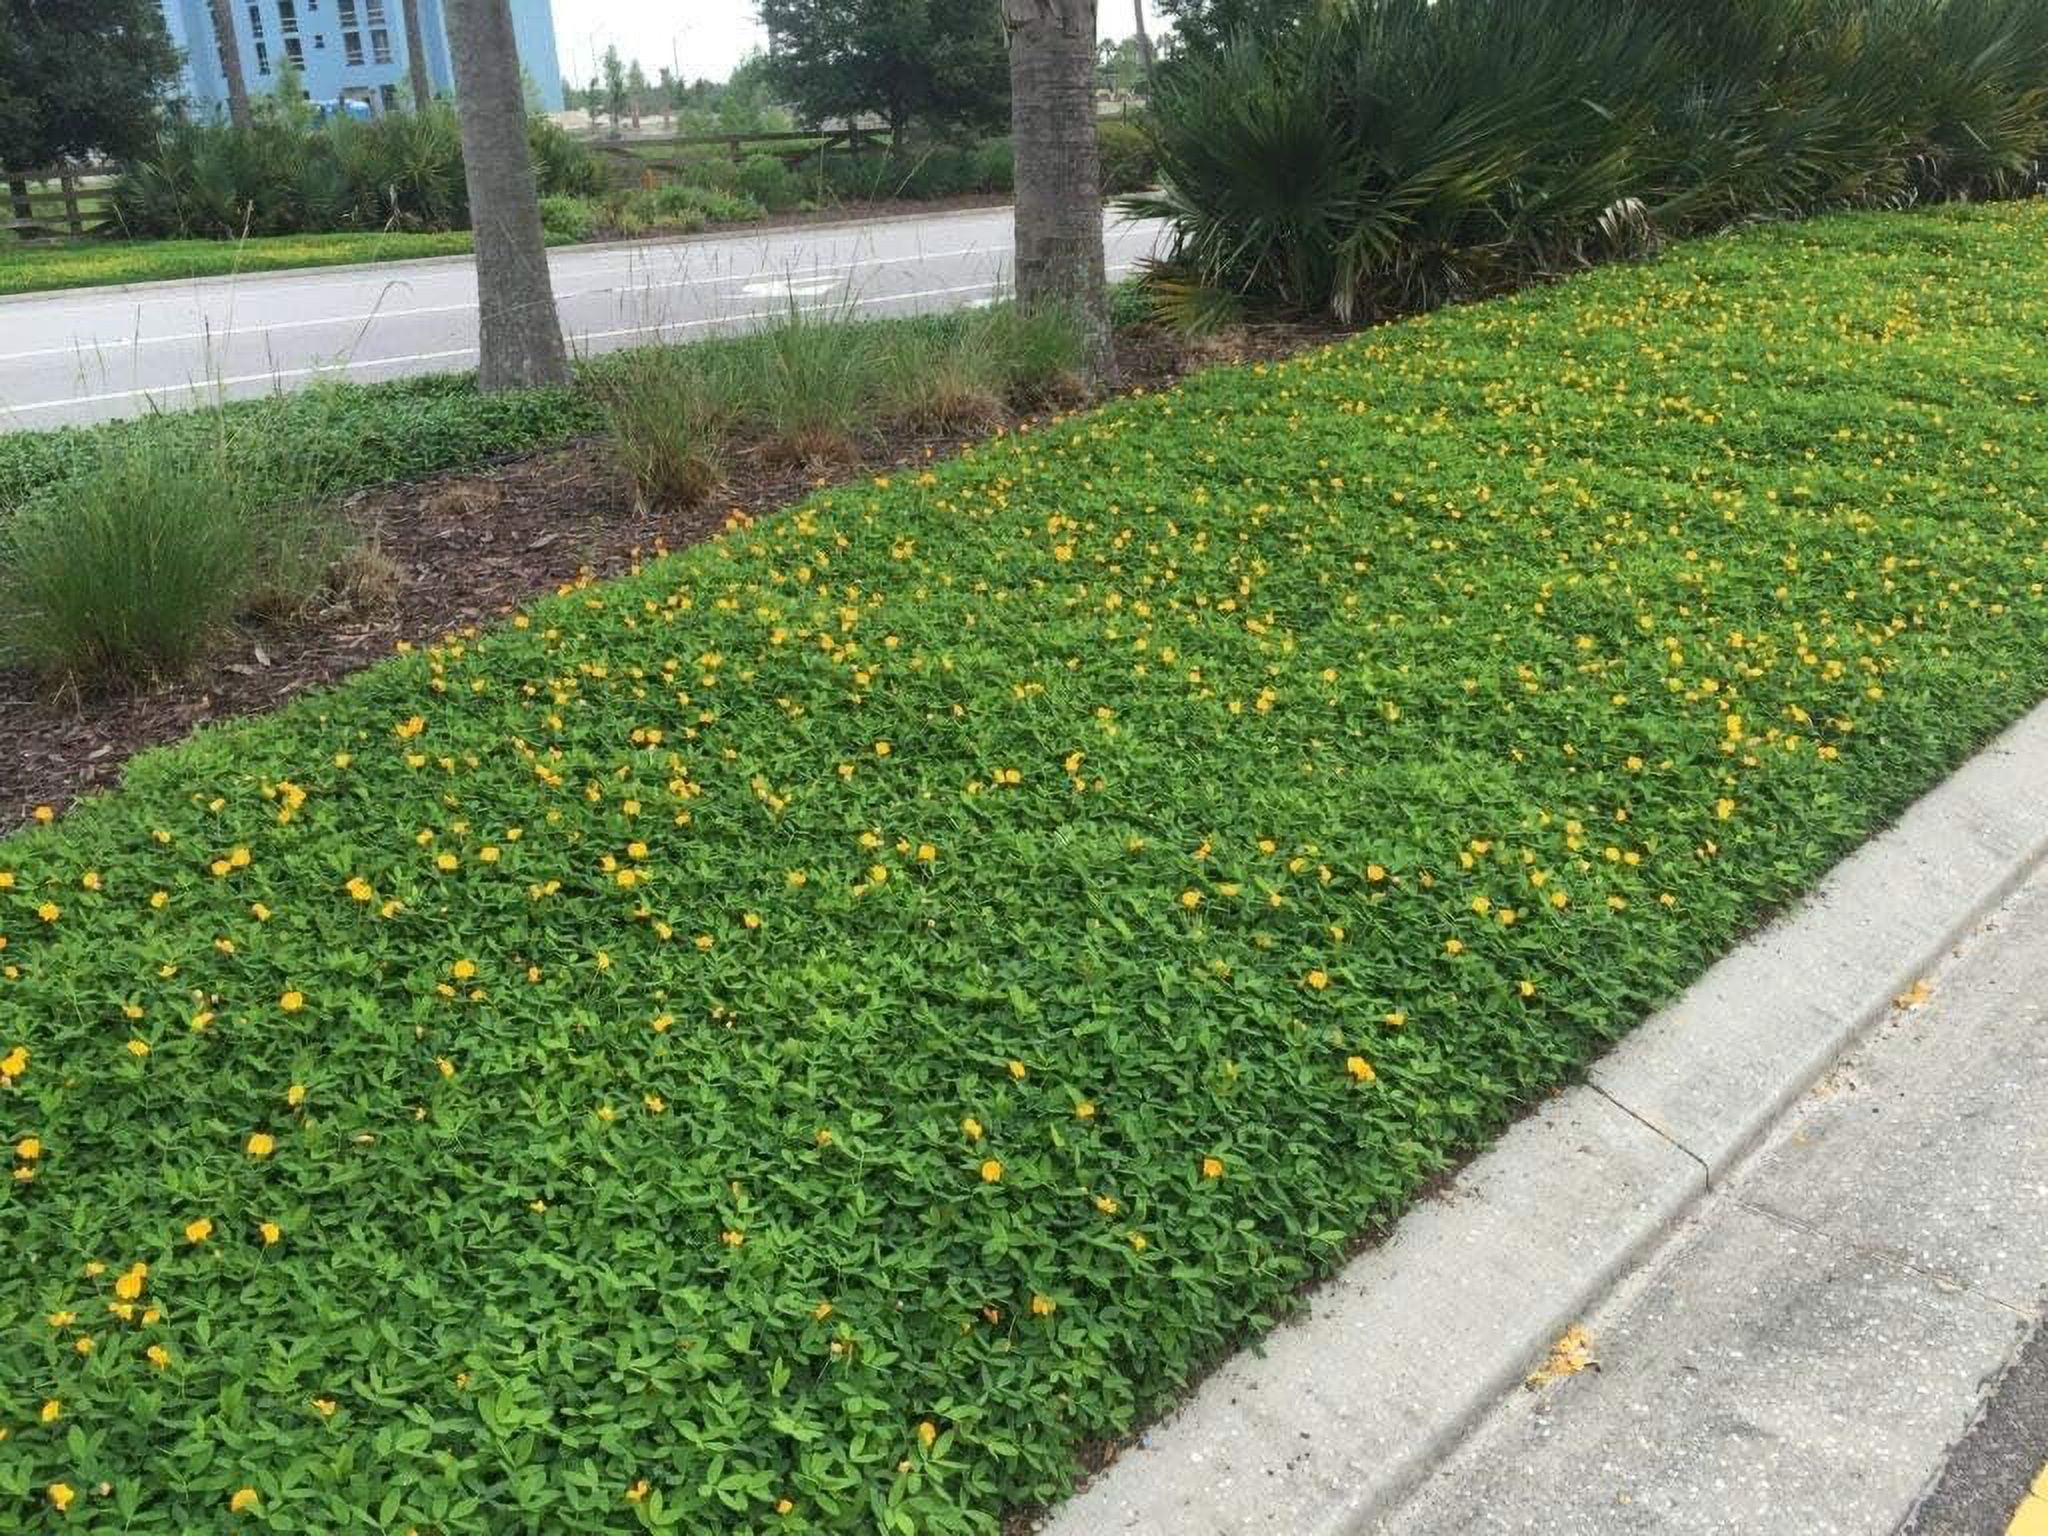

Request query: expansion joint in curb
[{"left": 1587, "top": 1082, "right": 1712, "bottom": 1186}]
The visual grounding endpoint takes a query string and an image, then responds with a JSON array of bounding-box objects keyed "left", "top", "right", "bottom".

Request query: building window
[
  {"left": 254, "top": 40, "right": 271, "bottom": 74},
  {"left": 370, "top": 26, "right": 391, "bottom": 64},
  {"left": 365, "top": 0, "right": 388, "bottom": 21},
  {"left": 313, "top": 33, "right": 325, "bottom": 49},
  {"left": 246, "top": 2, "right": 266, "bottom": 38},
  {"left": 338, "top": 0, "right": 357, "bottom": 18},
  {"left": 380, "top": 84, "right": 400, "bottom": 112},
  {"left": 284, "top": 36, "right": 304, "bottom": 65},
  {"left": 343, "top": 29, "right": 363, "bottom": 63},
  {"left": 277, "top": 0, "right": 298, "bottom": 29}
]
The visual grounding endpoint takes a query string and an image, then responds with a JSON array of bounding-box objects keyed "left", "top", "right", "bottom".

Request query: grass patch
[
  {"left": 0, "top": 231, "right": 481, "bottom": 298},
  {"left": 2, "top": 203, "right": 2047, "bottom": 1532},
  {"left": 0, "top": 430, "right": 340, "bottom": 688},
  {"left": 0, "top": 373, "right": 605, "bottom": 523}
]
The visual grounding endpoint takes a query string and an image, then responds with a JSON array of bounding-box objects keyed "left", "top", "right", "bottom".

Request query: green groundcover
[{"left": 2, "top": 202, "right": 2046, "bottom": 1533}]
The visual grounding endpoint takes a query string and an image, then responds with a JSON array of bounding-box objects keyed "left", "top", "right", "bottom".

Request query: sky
[{"left": 550, "top": 0, "right": 1170, "bottom": 91}]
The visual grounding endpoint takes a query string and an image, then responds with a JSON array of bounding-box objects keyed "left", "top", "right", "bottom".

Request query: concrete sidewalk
[{"left": 1381, "top": 866, "right": 2048, "bottom": 1535}]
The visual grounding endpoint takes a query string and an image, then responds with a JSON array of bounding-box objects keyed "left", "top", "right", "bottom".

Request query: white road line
[{"left": 8, "top": 263, "right": 1139, "bottom": 420}]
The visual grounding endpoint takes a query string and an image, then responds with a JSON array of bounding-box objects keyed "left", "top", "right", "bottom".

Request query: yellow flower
[
  {"left": 1093, "top": 1194, "right": 1120, "bottom": 1215},
  {"left": 147, "top": 1344, "right": 171, "bottom": 1369},
  {"left": 279, "top": 991, "right": 306, "bottom": 1014},
  {"left": 286, "top": 1083, "right": 307, "bottom": 1108},
  {"left": 15, "top": 1136, "right": 40, "bottom": 1160},
  {"left": 451, "top": 959, "right": 477, "bottom": 981},
  {"left": 247, "top": 1132, "right": 276, "bottom": 1159},
  {"left": 1305, "top": 969, "right": 1330, "bottom": 991},
  {"left": 961, "top": 1116, "right": 983, "bottom": 1141},
  {"left": 1129, "top": 1232, "right": 1149, "bottom": 1252},
  {"left": 1007, "top": 1059, "right": 1027, "bottom": 1080},
  {"left": 48, "top": 1482, "right": 74, "bottom": 1514},
  {"left": 260, "top": 1222, "right": 282, "bottom": 1245},
  {"left": 979, "top": 1159, "right": 1004, "bottom": 1183},
  {"left": 813, "top": 1300, "right": 833, "bottom": 1321},
  {"left": 1179, "top": 889, "right": 1202, "bottom": 909},
  {"left": 41, "top": 1399, "right": 61, "bottom": 1422},
  {"left": 1, "top": 1045, "right": 27, "bottom": 1079},
  {"left": 229, "top": 1488, "right": 260, "bottom": 1514},
  {"left": 1201, "top": 1156, "right": 1225, "bottom": 1179},
  {"left": 126, "top": 1038, "right": 152, "bottom": 1059},
  {"left": 1346, "top": 1056, "right": 1377, "bottom": 1083},
  {"left": 114, "top": 1262, "right": 148, "bottom": 1300},
  {"left": 776, "top": 1497, "right": 795, "bottom": 1515},
  {"left": 312, "top": 1397, "right": 337, "bottom": 1417},
  {"left": 1073, "top": 1100, "right": 1096, "bottom": 1121},
  {"left": 720, "top": 1229, "right": 745, "bottom": 1247},
  {"left": 1030, "top": 1294, "right": 1056, "bottom": 1317},
  {"left": 184, "top": 1217, "right": 214, "bottom": 1244},
  {"left": 1444, "top": 938, "right": 1466, "bottom": 956},
  {"left": 625, "top": 1480, "right": 650, "bottom": 1504},
  {"left": 37, "top": 902, "right": 60, "bottom": 923}
]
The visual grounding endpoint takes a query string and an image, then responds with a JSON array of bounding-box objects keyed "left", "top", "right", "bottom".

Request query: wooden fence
[{"left": 4, "top": 167, "right": 118, "bottom": 239}]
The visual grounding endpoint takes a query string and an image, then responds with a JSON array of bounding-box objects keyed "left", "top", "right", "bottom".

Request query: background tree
[
  {"left": 601, "top": 45, "right": 628, "bottom": 136},
  {"left": 1, "top": 0, "right": 180, "bottom": 230},
  {"left": 206, "top": 0, "right": 253, "bottom": 128},
  {"left": 1153, "top": 0, "right": 1312, "bottom": 60},
  {"left": 1003, "top": 0, "right": 1113, "bottom": 381},
  {"left": 401, "top": 0, "right": 434, "bottom": 109},
  {"left": 443, "top": 0, "right": 568, "bottom": 390},
  {"left": 0, "top": 0, "right": 181, "bottom": 164},
  {"left": 626, "top": 59, "right": 649, "bottom": 130},
  {"left": 757, "top": 0, "right": 1009, "bottom": 151}
]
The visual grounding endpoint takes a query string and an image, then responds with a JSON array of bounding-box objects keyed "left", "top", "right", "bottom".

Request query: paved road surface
[
  {"left": 1383, "top": 866, "right": 2048, "bottom": 1536},
  {"left": 0, "top": 207, "right": 1169, "bottom": 432}
]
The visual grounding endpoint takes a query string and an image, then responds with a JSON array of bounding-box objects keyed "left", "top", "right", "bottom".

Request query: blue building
[{"left": 159, "top": 0, "right": 564, "bottom": 118}]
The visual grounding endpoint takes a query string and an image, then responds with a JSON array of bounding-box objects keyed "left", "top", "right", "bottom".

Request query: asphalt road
[{"left": 0, "top": 206, "right": 1170, "bottom": 432}]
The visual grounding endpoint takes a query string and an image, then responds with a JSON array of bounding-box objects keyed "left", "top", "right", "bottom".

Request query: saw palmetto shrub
[{"left": 1139, "top": 0, "right": 2048, "bottom": 321}]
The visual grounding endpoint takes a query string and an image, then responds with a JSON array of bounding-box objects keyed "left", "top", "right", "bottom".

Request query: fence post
[{"left": 60, "top": 170, "right": 82, "bottom": 237}]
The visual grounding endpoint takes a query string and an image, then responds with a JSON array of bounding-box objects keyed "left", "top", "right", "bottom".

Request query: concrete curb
[{"left": 1043, "top": 698, "right": 2048, "bottom": 1536}]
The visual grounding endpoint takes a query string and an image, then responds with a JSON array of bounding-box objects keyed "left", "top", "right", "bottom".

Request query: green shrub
[
  {"left": 329, "top": 105, "right": 468, "bottom": 230},
  {"left": 527, "top": 115, "right": 606, "bottom": 199},
  {"left": 615, "top": 182, "right": 764, "bottom": 234},
  {"left": 1141, "top": 0, "right": 2048, "bottom": 319},
  {"left": 0, "top": 433, "right": 338, "bottom": 687},
  {"left": 111, "top": 119, "right": 348, "bottom": 239},
  {"left": 539, "top": 194, "right": 598, "bottom": 241},
  {"left": 111, "top": 109, "right": 603, "bottom": 240},
  {"left": 973, "top": 136, "right": 1016, "bottom": 193},
  {"left": 1095, "top": 118, "right": 1158, "bottom": 195},
  {"left": 735, "top": 153, "right": 803, "bottom": 212}
]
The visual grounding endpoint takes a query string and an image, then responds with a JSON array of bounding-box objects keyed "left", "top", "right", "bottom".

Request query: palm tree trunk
[
  {"left": 401, "top": 0, "right": 435, "bottom": 110},
  {"left": 1132, "top": 0, "right": 1156, "bottom": 83},
  {"left": 1003, "top": 0, "right": 1114, "bottom": 384},
  {"left": 443, "top": 0, "right": 570, "bottom": 391},
  {"left": 208, "top": 0, "right": 252, "bottom": 130}
]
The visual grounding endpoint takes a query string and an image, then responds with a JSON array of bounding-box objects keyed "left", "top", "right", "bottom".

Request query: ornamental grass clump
[{"left": 0, "top": 430, "right": 337, "bottom": 689}]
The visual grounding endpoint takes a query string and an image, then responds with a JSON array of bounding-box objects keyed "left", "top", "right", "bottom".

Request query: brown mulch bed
[{"left": 0, "top": 323, "right": 1343, "bottom": 833}]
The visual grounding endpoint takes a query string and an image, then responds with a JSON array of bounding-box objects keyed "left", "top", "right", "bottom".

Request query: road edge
[{"left": 1041, "top": 697, "right": 2048, "bottom": 1536}]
